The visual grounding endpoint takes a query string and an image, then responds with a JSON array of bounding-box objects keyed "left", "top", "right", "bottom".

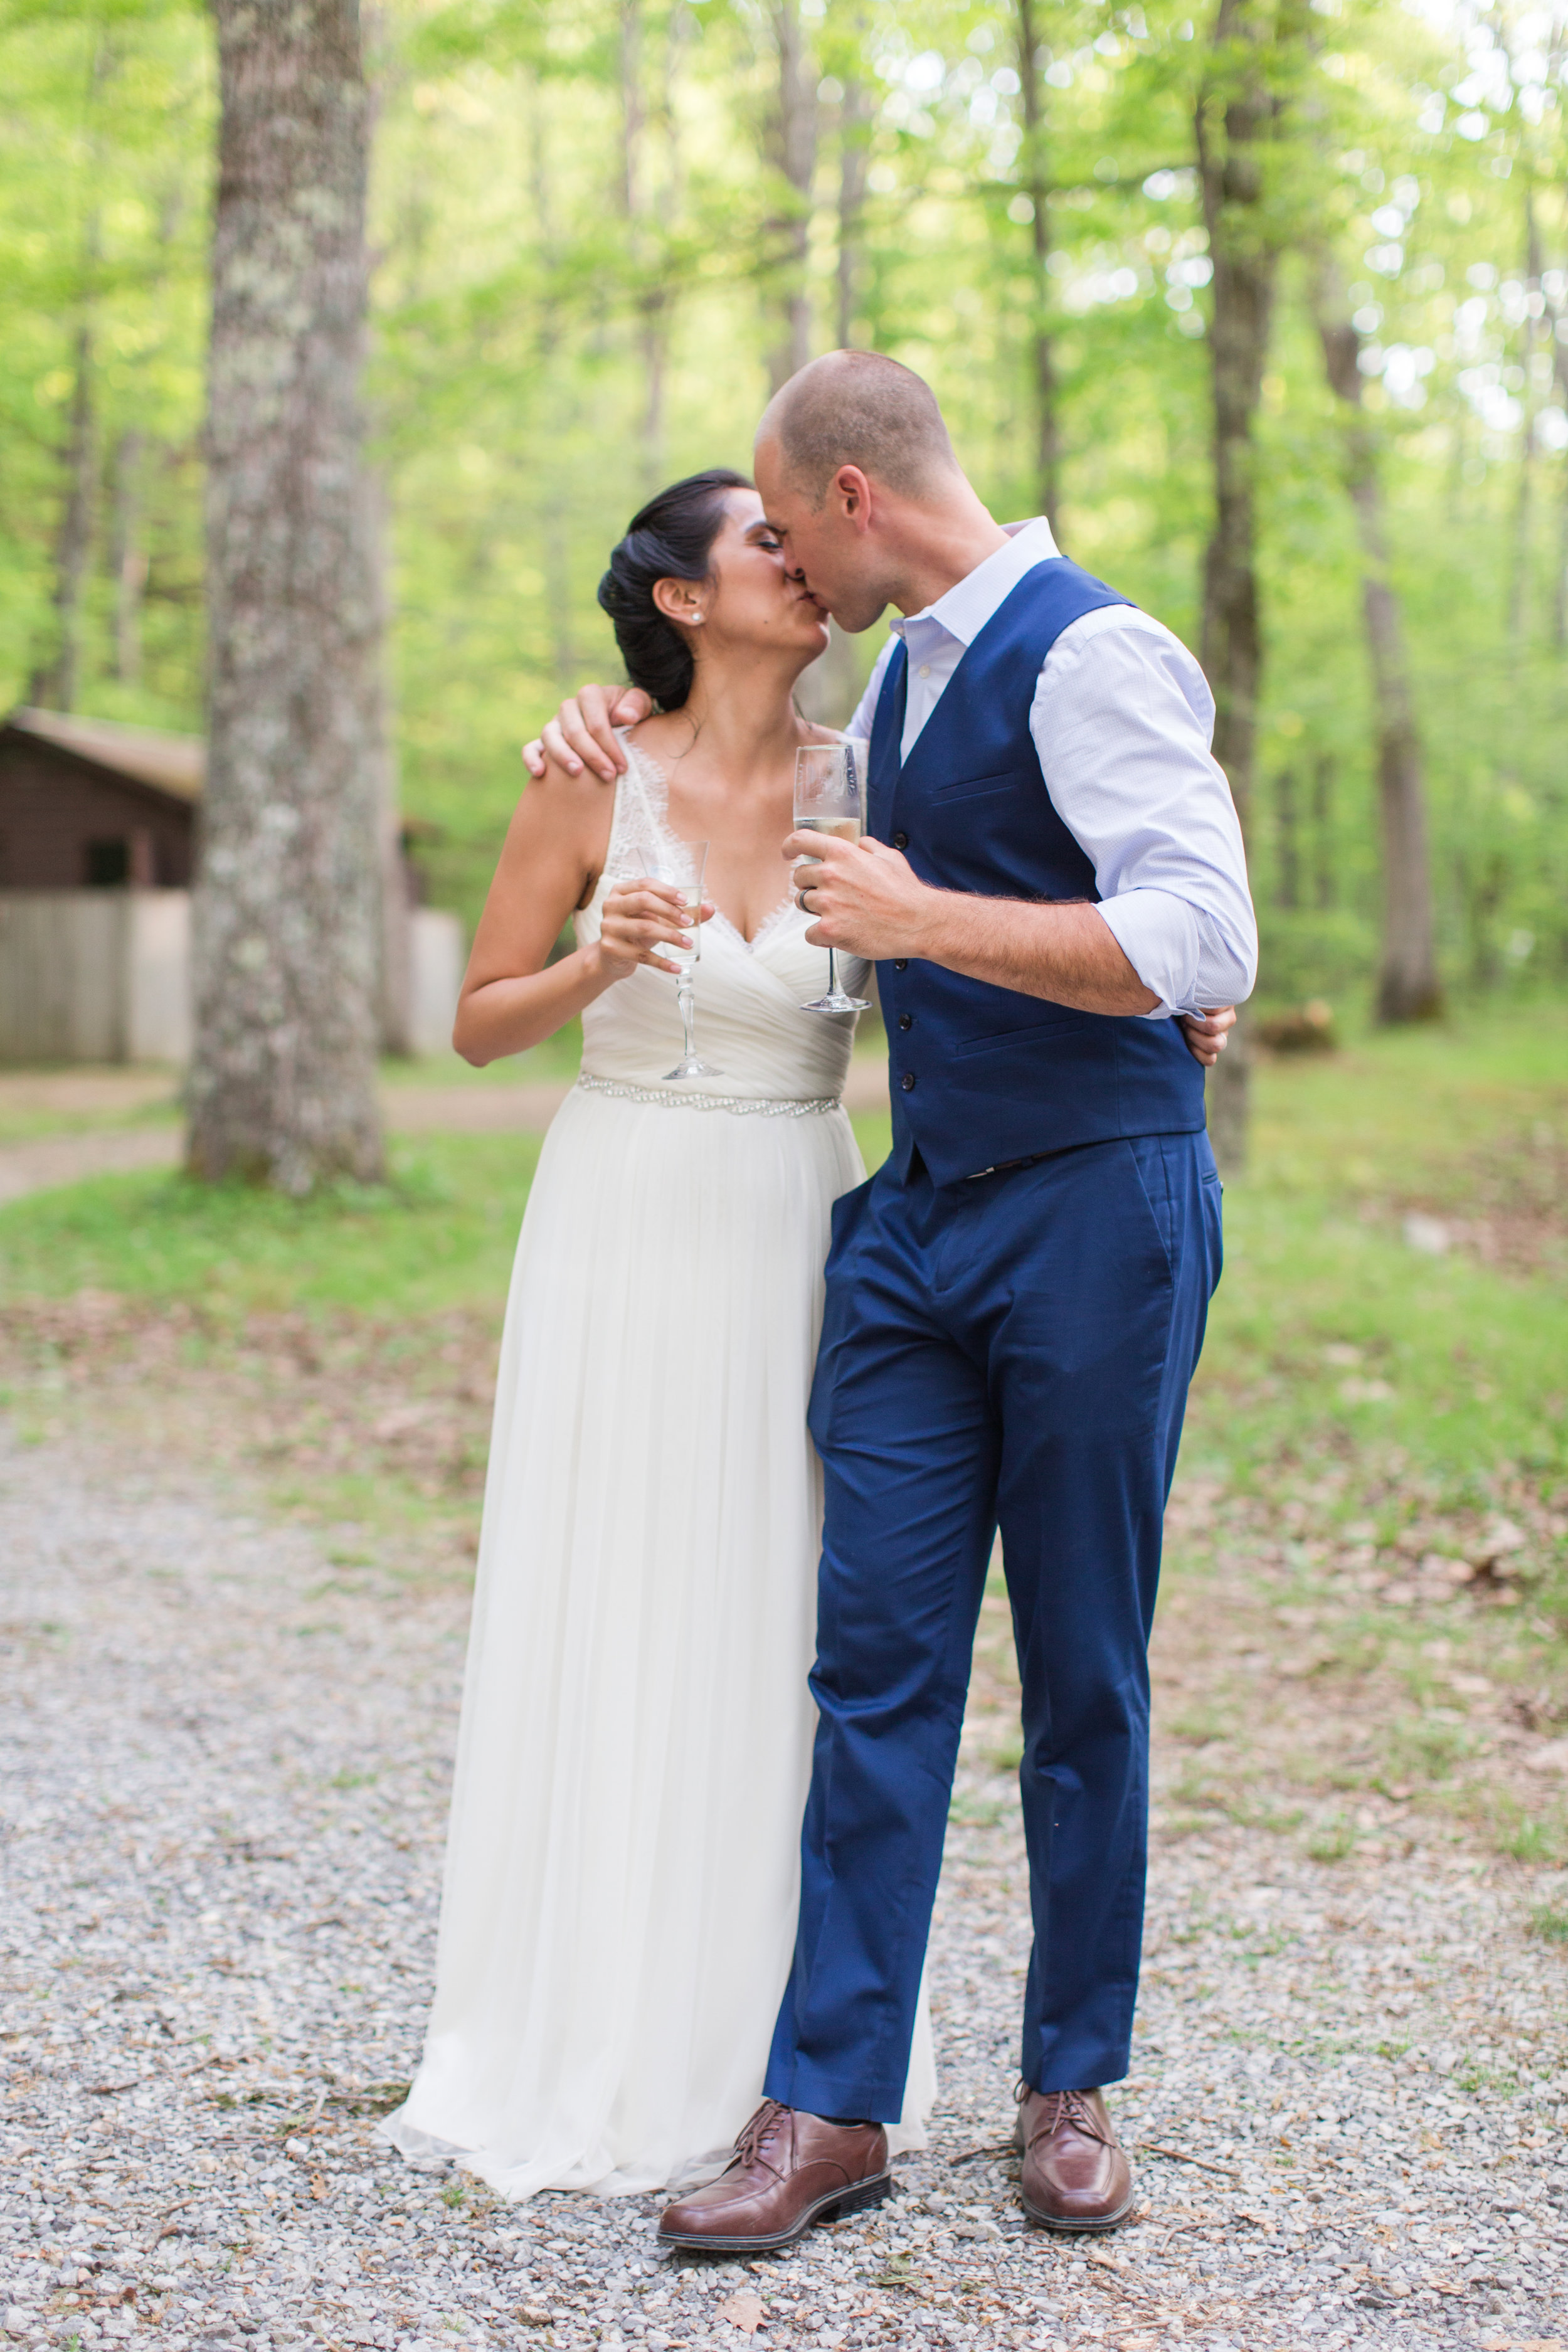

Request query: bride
[{"left": 384, "top": 467, "right": 936, "bottom": 2200}]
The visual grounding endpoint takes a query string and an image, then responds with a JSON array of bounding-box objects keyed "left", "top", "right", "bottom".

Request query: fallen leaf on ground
[{"left": 716, "top": 2289, "right": 764, "bottom": 2335}]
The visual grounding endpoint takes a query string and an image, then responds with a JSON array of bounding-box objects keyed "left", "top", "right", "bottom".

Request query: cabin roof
[{"left": 5, "top": 707, "right": 204, "bottom": 802}]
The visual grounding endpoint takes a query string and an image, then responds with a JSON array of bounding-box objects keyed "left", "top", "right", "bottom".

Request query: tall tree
[
  {"left": 835, "top": 69, "right": 869, "bottom": 351},
  {"left": 1507, "top": 184, "right": 1545, "bottom": 652},
  {"left": 188, "top": 0, "right": 386, "bottom": 1192},
  {"left": 28, "top": 300, "right": 96, "bottom": 711},
  {"left": 1194, "top": 0, "right": 1297, "bottom": 1170},
  {"left": 109, "top": 427, "right": 146, "bottom": 687},
  {"left": 618, "top": 0, "right": 675, "bottom": 479},
  {"left": 1016, "top": 0, "right": 1061, "bottom": 534},
  {"left": 1554, "top": 263, "right": 1568, "bottom": 652},
  {"left": 28, "top": 28, "right": 112, "bottom": 712},
  {"left": 1312, "top": 252, "right": 1441, "bottom": 1024},
  {"left": 763, "top": 0, "right": 816, "bottom": 391}
]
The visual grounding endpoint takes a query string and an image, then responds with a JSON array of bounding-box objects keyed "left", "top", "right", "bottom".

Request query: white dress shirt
[{"left": 845, "top": 517, "right": 1258, "bottom": 1019}]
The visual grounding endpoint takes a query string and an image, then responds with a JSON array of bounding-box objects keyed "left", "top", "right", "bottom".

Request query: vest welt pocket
[
  {"left": 952, "top": 1010, "right": 1091, "bottom": 1056},
  {"left": 926, "top": 764, "right": 1032, "bottom": 801}
]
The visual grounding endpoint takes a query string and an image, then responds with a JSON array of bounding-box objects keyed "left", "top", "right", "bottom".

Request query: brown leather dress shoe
[
  {"left": 657, "top": 2101, "right": 891, "bottom": 2253},
  {"left": 1016, "top": 2085, "right": 1134, "bottom": 2230}
]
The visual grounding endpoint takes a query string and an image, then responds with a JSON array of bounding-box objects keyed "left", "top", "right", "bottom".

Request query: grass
[
  {"left": 1, "top": 1009, "right": 1560, "bottom": 1461},
  {"left": 0, "top": 1135, "right": 541, "bottom": 1322},
  {"left": 1188, "top": 1004, "right": 1567, "bottom": 1485},
  {"left": 2, "top": 1002, "right": 1565, "bottom": 1869}
]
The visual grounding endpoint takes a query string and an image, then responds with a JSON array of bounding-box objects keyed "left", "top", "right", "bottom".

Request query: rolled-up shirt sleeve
[{"left": 1030, "top": 607, "right": 1258, "bottom": 1017}]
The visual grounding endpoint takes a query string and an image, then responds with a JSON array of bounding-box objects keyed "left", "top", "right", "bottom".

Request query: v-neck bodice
[{"left": 573, "top": 741, "right": 868, "bottom": 1102}]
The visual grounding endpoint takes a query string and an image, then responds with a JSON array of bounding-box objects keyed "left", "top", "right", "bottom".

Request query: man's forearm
[
  {"left": 785, "top": 832, "right": 1162, "bottom": 1017},
  {"left": 913, "top": 893, "right": 1158, "bottom": 1017}
]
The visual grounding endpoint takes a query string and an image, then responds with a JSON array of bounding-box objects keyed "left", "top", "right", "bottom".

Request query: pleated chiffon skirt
[{"left": 385, "top": 1084, "right": 935, "bottom": 2198}]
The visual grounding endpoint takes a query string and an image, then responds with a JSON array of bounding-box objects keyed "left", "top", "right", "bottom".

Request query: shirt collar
[{"left": 890, "top": 516, "right": 1061, "bottom": 649}]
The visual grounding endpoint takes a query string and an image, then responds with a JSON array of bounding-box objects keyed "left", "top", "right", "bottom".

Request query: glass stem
[
  {"left": 677, "top": 973, "right": 698, "bottom": 1065},
  {"left": 827, "top": 946, "right": 839, "bottom": 1002}
]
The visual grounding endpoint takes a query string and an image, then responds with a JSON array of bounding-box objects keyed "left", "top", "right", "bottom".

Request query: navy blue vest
[{"left": 871, "top": 558, "right": 1207, "bottom": 1185}]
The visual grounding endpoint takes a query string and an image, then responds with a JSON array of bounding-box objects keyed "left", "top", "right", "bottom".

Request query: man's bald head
[{"left": 757, "top": 350, "right": 961, "bottom": 507}]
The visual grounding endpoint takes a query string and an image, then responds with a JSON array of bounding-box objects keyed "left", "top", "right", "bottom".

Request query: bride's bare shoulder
[{"left": 800, "top": 721, "right": 847, "bottom": 746}]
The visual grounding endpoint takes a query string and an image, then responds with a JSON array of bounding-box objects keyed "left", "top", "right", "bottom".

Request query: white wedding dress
[{"left": 385, "top": 744, "right": 935, "bottom": 2200}]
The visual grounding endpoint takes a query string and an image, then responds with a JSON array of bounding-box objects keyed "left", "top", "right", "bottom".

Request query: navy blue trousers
[{"left": 763, "top": 1130, "right": 1223, "bottom": 2121}]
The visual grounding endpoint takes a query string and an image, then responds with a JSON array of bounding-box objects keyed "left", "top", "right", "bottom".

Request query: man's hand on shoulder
[{"left": 522, "top": 684, "right": 652, "bottom": 783}]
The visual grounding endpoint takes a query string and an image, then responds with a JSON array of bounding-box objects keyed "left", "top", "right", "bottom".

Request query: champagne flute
[
  {"left": 649, "top": 837, "right": 723, "bottom": 1081},
  {"left": 794, "top": 742, "right": 871, "bottom": 1015}
]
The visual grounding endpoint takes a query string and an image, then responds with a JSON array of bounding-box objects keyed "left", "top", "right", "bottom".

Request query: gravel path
[{"left": 3, "top": 1423, "right": 1565, "bottom": 2352}]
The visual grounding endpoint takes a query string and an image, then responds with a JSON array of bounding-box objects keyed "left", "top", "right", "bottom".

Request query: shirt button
[
  {"left": 894, "top": 958, "right": 908, "bottom": 973},
  {"left": 901, "top": 1071, "right": 916, "bottom": 1093},
  {"left": 898, "top": 1013, "right": 913, "bottom": 1032},
  {"left": 918, "top": 663, "right": 931, "bottom": 679},
  {"left": 893, "top": 830, "right": 908, "bottom": 850}
]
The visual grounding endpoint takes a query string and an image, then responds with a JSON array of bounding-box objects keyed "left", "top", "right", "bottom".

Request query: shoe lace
[
  {"left": 1015, "top": 2081, "right": 1112, "bottom": 2149},
  {"left": 729, "top": 2099, "right": 792, "bottom": 2179}
]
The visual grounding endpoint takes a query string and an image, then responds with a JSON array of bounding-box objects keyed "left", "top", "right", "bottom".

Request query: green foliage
[{"left": 0, "top": 0, "right": 1564, "bottom": 973}]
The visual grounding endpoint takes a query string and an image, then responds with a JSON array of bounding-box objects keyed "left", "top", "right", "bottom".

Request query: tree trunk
[
  {"left": 111, "top": 429, "right": 147, "bottom": 688},
  {"left": 527, "top": 80, "right": 578, "bottom": 685},
  {"left": 1195, "top": 0, "right": 1287, "bottom": 1173},
  {"left": 1311, "top": 751, "right": 1335, "bottom": 910},
  {"left": 835, "top": 74, "right": 869, "bottom": 350},
  {"left": 1274, "top": 764, "right": 1298, "bottom": 909},
  {"left": 1017, "top": 0, "right": 1061, "bottom": 535},
  {"left": 29, "top": 35, "right": 112, "bottom": 713},
  {"left": 1542, "top": 194, "right": 1568, "bottom": 650},
  {"left": 618, "top": 0, "right": 672, "bottom": 479},
  {"left": 1507, "top": 188, "right": 1544, "bottom": 650},
  {"left": 1312, "top": 254, "right": 1441, "bottom": 1024},
  {"left": 189, "top": 0, "right": 385, "bottom": 1191},
  {"left": 764, "top": 0, "right": 816, "bottom": 392},
  {"left": 29, "top": 307, "right": 97, "bottom": 712}
]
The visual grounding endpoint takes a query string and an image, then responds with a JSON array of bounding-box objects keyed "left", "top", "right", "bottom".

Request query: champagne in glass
[
  {"left": 794, "top": 743, "right": 871, "bottom": 1015},
  {"left": 652, "top": 839, "right": 722, "bottom": 1080},
  {"left": 659, "top": 887, "right": 704, "bottom": 973}
]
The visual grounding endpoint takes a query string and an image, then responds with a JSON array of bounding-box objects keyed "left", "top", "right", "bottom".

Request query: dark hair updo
[{"left": 596, "top": 468, "right": 751, "bottom": 711}]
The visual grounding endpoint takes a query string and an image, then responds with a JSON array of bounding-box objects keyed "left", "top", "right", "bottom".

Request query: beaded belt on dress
[{"left": 575, "top": 1073, "right": 840, "bottom": 1118}]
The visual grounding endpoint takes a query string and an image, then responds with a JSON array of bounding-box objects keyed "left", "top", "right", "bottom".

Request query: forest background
[{"left": 3, "top": 0, "right": 1565, "bottom": 1020}]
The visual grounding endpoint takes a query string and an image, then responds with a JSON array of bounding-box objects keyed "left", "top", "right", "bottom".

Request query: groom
[{"left": 532, "top": 351, "right": 1255, "bottom": 2244}]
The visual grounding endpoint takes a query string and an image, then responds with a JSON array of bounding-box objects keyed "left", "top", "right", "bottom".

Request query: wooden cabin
[
  {"left": 0, "top": 706, "right": 201, "bottom": 890},
  {"left": 0, "top": 706, "right": 462, "bottom": 1064}
]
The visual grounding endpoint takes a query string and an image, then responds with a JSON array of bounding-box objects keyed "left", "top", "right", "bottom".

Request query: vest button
[
  {"left": 894, "top": 958, "right": 908, "bottom": 973},
  {"left": 898, "top": 1014, "right": 912, "bottom": 1032},
  {"left": 901, "top": 1072, "right": 916, "bottom": 1093},
  {"left": 893, "top": 830, "right": 908, "bottom": 850}
]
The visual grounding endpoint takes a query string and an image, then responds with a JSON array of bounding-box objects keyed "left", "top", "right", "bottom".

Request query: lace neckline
[{"left": 614, "top": 734, "right": 798, "bottom": 953}]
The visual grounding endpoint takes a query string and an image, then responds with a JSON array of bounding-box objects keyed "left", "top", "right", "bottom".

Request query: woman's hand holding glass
[{"left": 598, "top": 877, "right": 714, "bottom": 980}]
